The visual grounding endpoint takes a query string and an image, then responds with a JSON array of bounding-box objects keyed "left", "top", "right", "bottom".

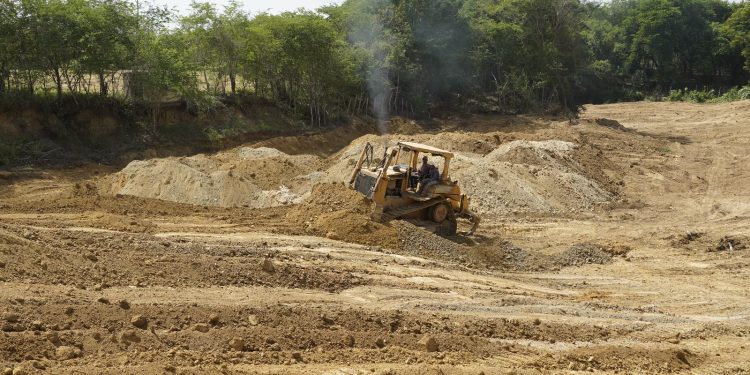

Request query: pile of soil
[
  {"left": 552, "top": 243, "right": 617, "bottom": 267},
  {"left": 102, "top": 147, "right": 321, "bottom": 208},
  {"left": 102, "top": 118, "right": 624, "bottom": 219},
  {"left": 394, "top": 221, "right": 466, "bottom": 260},
  {"left": 324, "top": 133, "right": 618, "bottom": 218},
  {"left": 285, "top": 183, "right": 402, "bottom": 250}
]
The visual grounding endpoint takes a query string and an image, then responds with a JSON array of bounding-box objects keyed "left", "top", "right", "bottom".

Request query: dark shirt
[
  {"left": 418, "top": 163, "right": 431, "bottom": 177},
  {"left": 419, "top": 163, "right": 439, "bottom": 180}
]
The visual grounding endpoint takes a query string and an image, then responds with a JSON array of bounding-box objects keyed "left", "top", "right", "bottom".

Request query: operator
[{"left": 417, "top": 155, "right": 440, "bottom": 194}]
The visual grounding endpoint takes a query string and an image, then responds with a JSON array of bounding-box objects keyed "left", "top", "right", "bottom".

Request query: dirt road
[{"left": 1, "top": 101, "right": 749, "bottom": 374}]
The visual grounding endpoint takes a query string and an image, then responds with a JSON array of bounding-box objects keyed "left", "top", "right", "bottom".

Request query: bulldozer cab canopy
[{"left": 397, "top": 142, "right": 453, "bottom": 158}]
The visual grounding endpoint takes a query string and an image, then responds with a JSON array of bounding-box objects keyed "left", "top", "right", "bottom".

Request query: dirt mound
[
  {"left": 394, "top": 221, "right": 466, "bottom": 259},
  {"left": 552, "top": 243, "right": 623, "bottom": 267},
  {"left": 593, "top": 117, "right": 629, "bottom": 131},
  {"left": 323, "top": 133, "right": 617, "bottom": 218},
  {"left": 103, "top": 120, "right": 622, "bottom": 219},
  {"left": 103, "top": 146, "right": 321, "bottom": 208},
  {"left": 285, "top": 183, "right": 402, "bottom": 249}
]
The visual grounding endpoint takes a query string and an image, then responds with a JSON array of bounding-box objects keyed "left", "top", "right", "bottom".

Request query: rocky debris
[
  {"left": 418, "top": 335, "right": 439, "bottom": 352},
  {"left": 55, "top": 345, "right": 81, "bottom": 360},
  {"left": 229, "top": 337, "right": 245, "bottom": 351},
  {"left": 2, "top": 368, "right": 11, "bottom": 375},
  {"left": 553, "top": 243, "right": 615, "bottom": 267},
  {"left": 192, "top": 323, "right": 210, "bottom": 333},
  {"left": 96, "top": 297, "right": 110, "bottom": 304},
  {"left": 395, "top": 221, "right": 465, "bottom": 259},
  {"left": 673, "top": 231, "right": 705, "bottom": 246},
  {"left": 713, "top": 236, "right": 747, "bottom": 252},
  {"left": 11, "top": 367, "right": 26, "bottom": 375},
  {"left": 248, "top": 315, "right": 259, "bottom": 326},
  {"left": 118, "top": 300, "right": 131, "bottom": 309},
  {"left": 292, "top": 352, "right": 303, "bottom": 362},
  {"left": 130, "top": 315, "right": 148, "bottom": 329},
  {"left": 261, "top": 259, "right": 275, "bottom": 273}
]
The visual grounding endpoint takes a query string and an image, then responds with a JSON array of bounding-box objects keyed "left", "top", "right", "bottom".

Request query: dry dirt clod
[
  {"left": 96, "top": 297, "right": 110, "bottom": 304},
  {"left": 45, "top": 331, "right": 60, "bottom": 344},
  {"left": 342, "top": 334, "right": 355, "bottom": 347},
  {"left": 118, "top": 300, "right": 131, "bottom": 309},
  {"left": 291, "top": 352, "right": 303, "bottom": 362},
  {"left": 130, "top": 315, "right": 147, "bottom": 329},
  {"left": 55, "top": 346, "right": 81, "bottom": 360},
  {"left": 120, "top": 330, "right": 141, "bottom": 343},
  {"left": 248, "top": 314, "right": 259, "bottom": 326},
  {"left": 375, "top": 338, "right": 385, "bottom": 348},
  {"left": 418, "top": 335, "right": 439, "bottom": 352},
  {"left": 261, "top": 259, "right": 275, "bottom": 273},
  {"left": 229, "top": 337, "right": 245, "bottom": 351},
  {"left": 11, "top": 367, "right": 26, "bottom": 375},
  {"left": 209, "top": 314, "right": 220, "bottom": 325},
  {"left": 30, "top": 320, "right": 43, "bottom": 331},
  {"left": 2, "top": 367, "right": 11, "bottom": 375},
  {"left": 192, "top": 323, "right": 210, "bottom": 333},
  {"left": 3, "top": 313, "right": 19, "bottom": 323}
]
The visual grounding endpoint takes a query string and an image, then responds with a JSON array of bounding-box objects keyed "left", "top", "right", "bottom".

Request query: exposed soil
[{"left": 2, "top": 101, "right": 750, "bottom": 374}]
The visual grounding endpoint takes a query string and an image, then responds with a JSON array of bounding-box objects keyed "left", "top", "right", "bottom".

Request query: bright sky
[{"left": 157, "top": 0, "right": 346, "bottom": 15}]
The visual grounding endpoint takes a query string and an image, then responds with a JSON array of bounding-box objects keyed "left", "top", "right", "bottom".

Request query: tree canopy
[{"left": 0, "top": 0, "right": 748, "bottom": 123}]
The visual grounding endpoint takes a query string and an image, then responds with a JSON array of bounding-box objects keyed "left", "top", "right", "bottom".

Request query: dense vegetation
[{"left": 0, "top": 0, "right": 749, "bottom": 125}]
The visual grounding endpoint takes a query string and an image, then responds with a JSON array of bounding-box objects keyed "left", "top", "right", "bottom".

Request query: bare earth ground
[{"left": 1, "top": 101, "right": 750, "bottom": 374}]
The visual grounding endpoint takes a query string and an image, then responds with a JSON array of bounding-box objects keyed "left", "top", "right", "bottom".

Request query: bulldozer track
[{"left": 381, "top": 198, "right": 447, "bottom": 222}]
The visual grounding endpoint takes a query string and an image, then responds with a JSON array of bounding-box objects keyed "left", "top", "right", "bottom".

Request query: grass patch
[{"left": 666, "top": 85, "right": 750, "bottom": 103}]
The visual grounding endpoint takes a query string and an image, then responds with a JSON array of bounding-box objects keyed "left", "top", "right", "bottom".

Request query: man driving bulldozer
[{"left": 417, "top": 155, "right": 440, "bottom": 194}]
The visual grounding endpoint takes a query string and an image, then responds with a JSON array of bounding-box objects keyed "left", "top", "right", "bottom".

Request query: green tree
[{"left": 723, "top": 2, "right": 750, "bottom": 74}]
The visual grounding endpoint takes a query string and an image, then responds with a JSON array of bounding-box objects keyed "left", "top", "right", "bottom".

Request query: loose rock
[
  {"left": 55, "top": 345, "right": 81, "bottom": 360},
  {"left": 418, "top": 335, "right": 439, "bottom": 352},
  {"left": 130, "top": 315, "right": 148, "bottom": 329},
  {"left": 3, "top": 313, "right": 19, "bottom": 323},
  {"left": 248, "top": 314, "right": 259, "bottom": 326},
  {"left": 120, "top": 330, "right": 141, "bottom": 343},
  {"left": 229, "top": 337, "right": 245, "bottom": 351},
  {"left": 261, "top": 259, "right": 275, "bottom": 273},
  {"left": 192, "top": 323, "right": 210, "bottom": 333}
]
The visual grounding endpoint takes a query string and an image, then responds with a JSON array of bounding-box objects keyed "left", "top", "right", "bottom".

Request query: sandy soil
[{"left": 1, "top": 101, "right": 750, "bottom": 374}]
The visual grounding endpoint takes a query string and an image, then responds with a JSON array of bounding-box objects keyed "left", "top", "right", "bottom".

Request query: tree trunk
[
  {"left": 26, "top": 70, "right": 34, "bottom": 94},
  {"left": 203, "top": 71, "right": 210, "bottom": 92},
  {"left": 53, "top": 67, "right": 63, "bottom": 100},
  {"left": 99, "top": 71, "right": 108, "bottom": 96},
  {"left": 229, "top": 72, "right": 236, "bottom": 95}
]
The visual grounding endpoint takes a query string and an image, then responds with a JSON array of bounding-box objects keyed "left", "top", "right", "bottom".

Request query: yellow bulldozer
[{"left": 348, "top": 141, "right": 480, "bottom": 235}]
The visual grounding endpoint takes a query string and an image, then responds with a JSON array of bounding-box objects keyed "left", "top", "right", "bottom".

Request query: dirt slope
[{"left": 1, "top": 101, "right": 750, "bottom": 374}]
